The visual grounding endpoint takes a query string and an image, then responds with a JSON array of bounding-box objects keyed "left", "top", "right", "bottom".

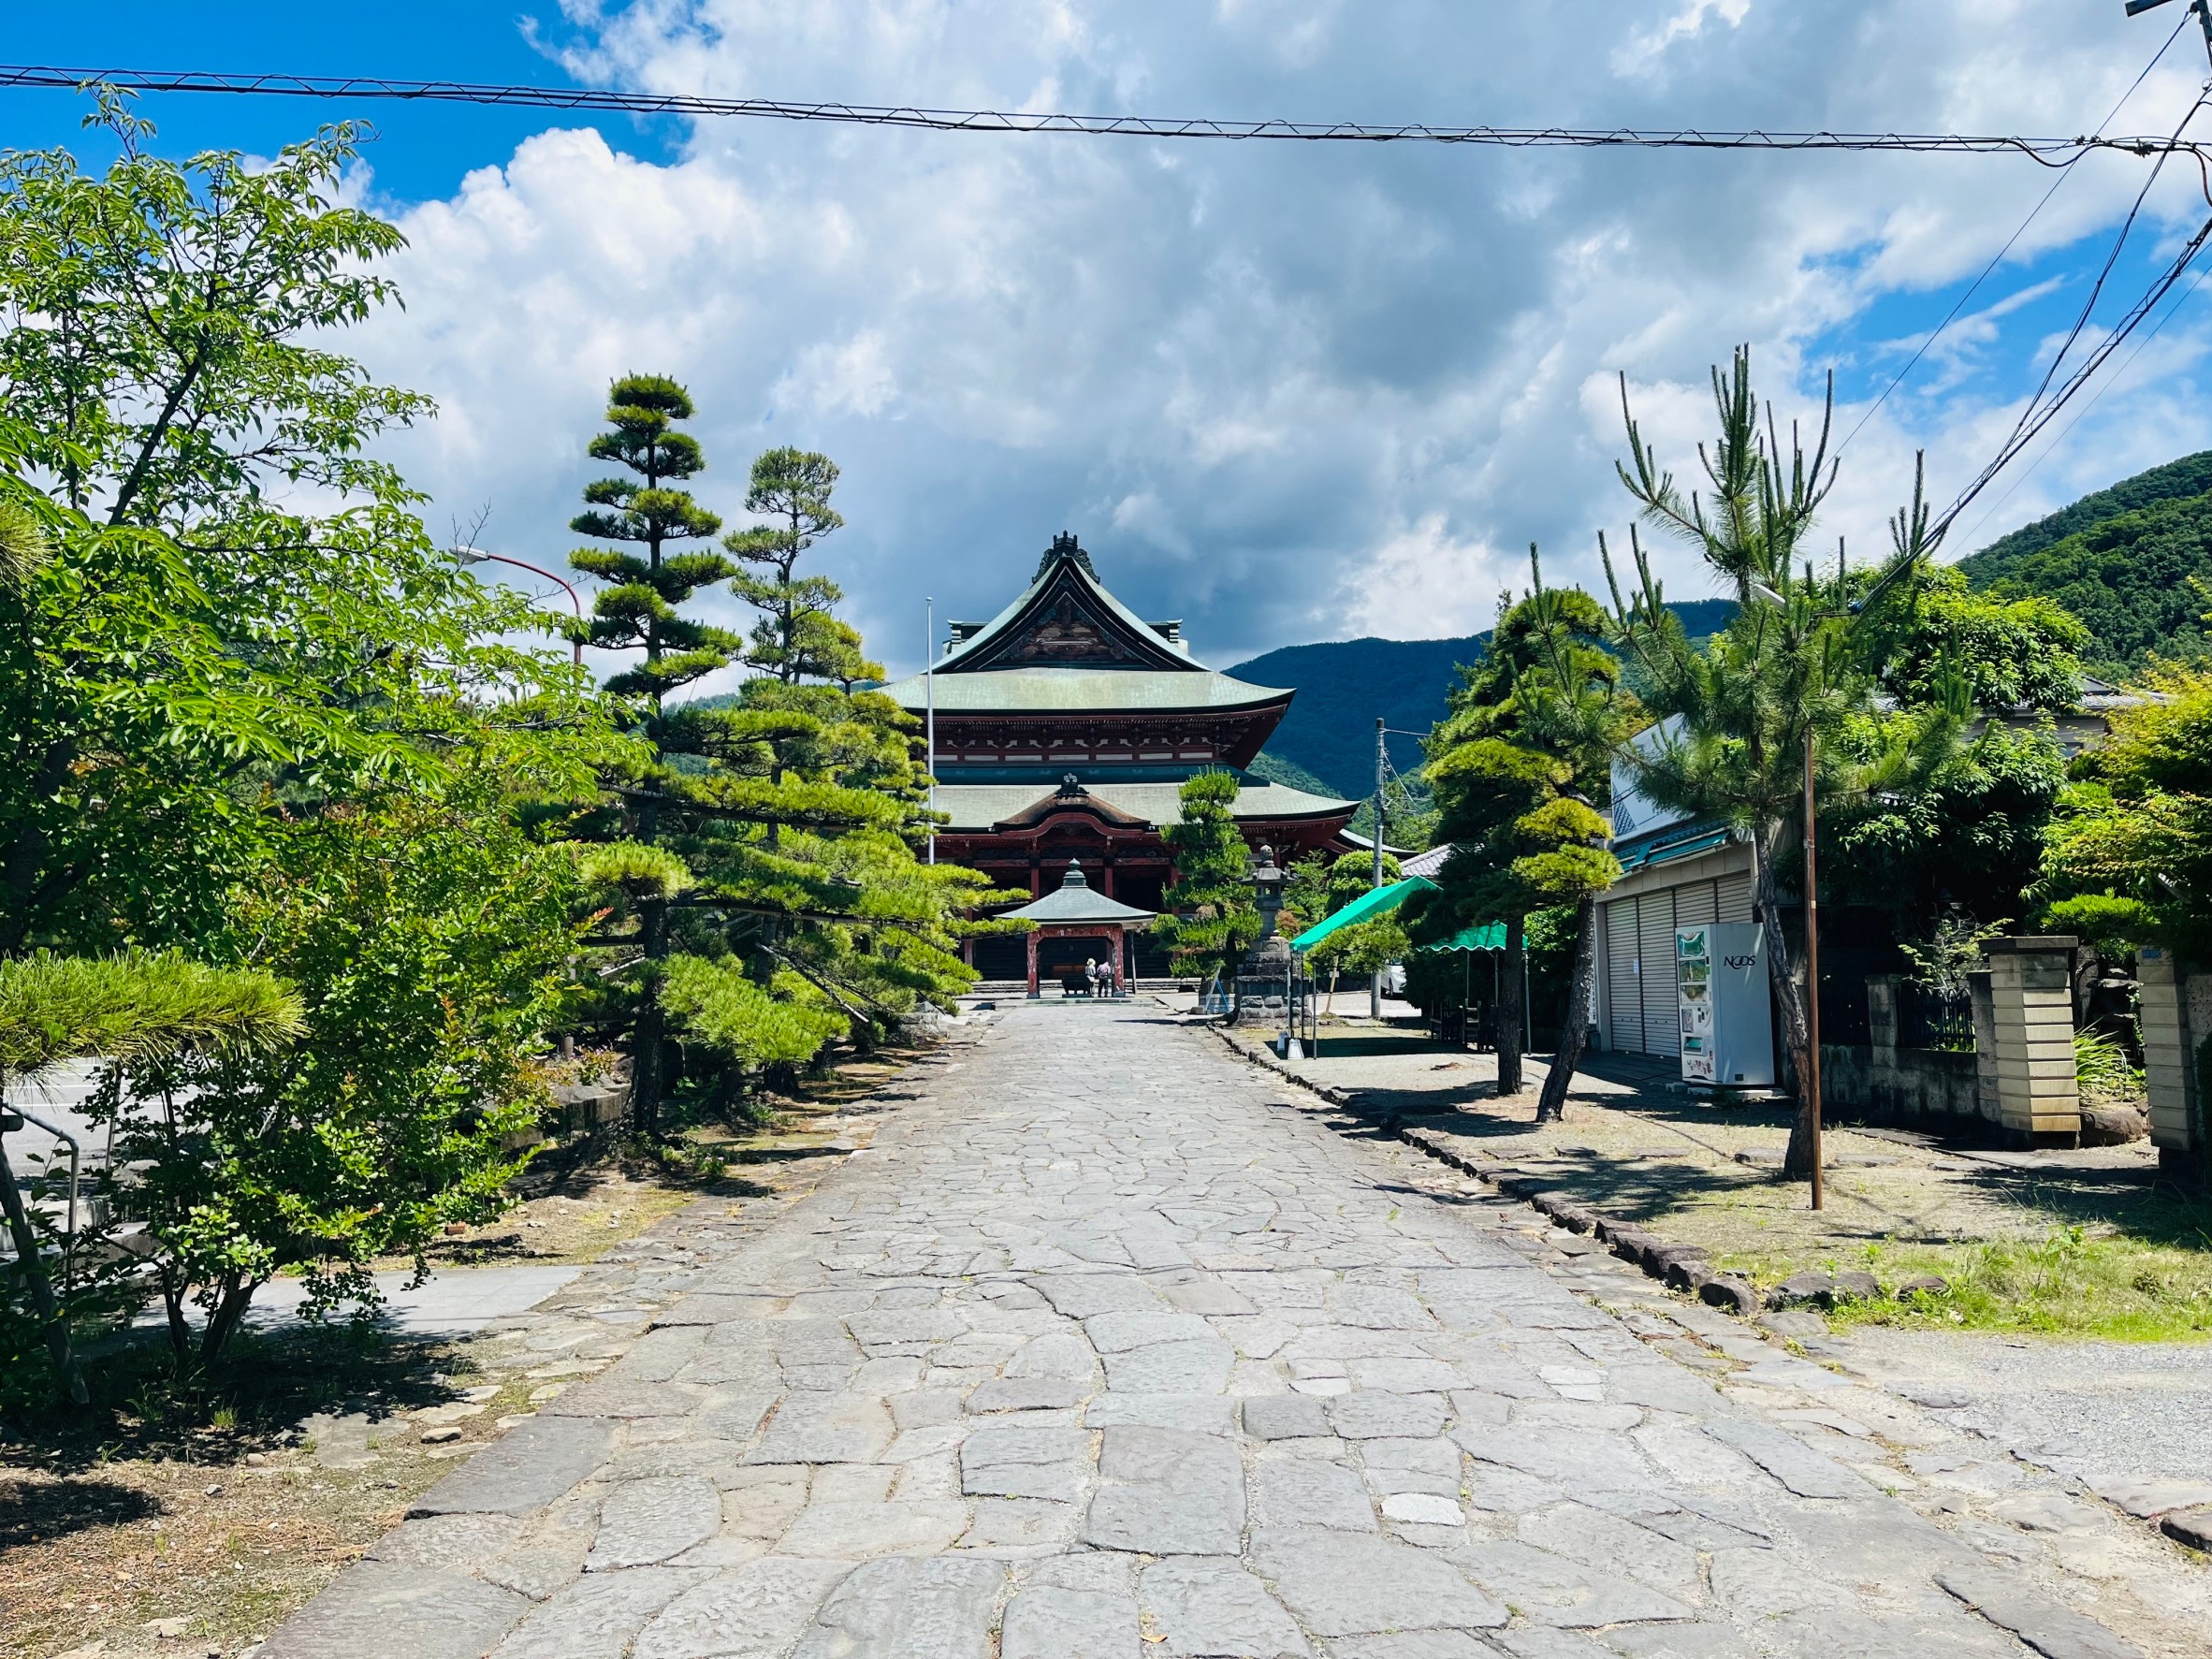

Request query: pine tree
[
  {"left": 1418, "top": 560, "right": 1633, "bottom": 1115},
  {"left": 567, "top": 374, "right": 737, "bottom": 1132},
  {"left": 570, "top": 375, "right": 736, "bottom": 700},
  {"left": 725, "top": 446, "right": 849, "bottom": 687},
  {"left": 1605, "top": 349, "right": 1956, "bottom": 1177},
  {"left": 1156, "top": 771, "right": 1260, "bottom": 992}
]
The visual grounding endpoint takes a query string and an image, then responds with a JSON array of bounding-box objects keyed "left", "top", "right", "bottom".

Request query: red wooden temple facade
[{"left": 880, "top": 536, "right": 1357, "bottom": 980}]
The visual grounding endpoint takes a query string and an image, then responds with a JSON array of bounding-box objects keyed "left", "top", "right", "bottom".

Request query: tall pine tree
[
  {"left": 1156, "top": 771, "right": 1261, "bottom": 993},
  {"left": 568, "top": 375, "right": 736, "bottom": 1130}
]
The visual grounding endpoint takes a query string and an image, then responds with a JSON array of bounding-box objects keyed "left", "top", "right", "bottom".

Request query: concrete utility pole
[{"left": 1371, "top": 716, "right": 1386, "bottom": 1018}]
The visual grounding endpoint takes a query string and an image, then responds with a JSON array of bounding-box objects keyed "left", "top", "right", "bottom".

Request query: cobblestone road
[{"left": 261, "top": 1004, "right": 2157, "bottom": 1659}]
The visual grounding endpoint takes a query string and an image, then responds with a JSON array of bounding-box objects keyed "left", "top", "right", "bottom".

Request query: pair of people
[{"left": 1083, "top": 955, "right": 1116, "bottom": 997}]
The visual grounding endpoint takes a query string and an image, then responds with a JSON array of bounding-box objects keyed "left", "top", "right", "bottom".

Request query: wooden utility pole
[{"left": 1803, "top": 730, "right": 1825, "bottom": 1212}]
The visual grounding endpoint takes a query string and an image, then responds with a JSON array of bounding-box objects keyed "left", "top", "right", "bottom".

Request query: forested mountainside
[{"left": 1958, "top": 451, "right": 2212, "bottom": 677}]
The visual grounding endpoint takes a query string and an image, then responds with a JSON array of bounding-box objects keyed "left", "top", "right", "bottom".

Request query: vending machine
[{"left": 1675, "top": 922, "right": 1775, "bottom": 1086}]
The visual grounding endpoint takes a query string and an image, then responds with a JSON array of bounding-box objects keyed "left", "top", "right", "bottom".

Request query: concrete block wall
[
  {"left": 1979, "top": 938, "right": 2080, "bottom": 1144},
  {"left": 2138, "top": 947, "right": 2203, "bottom": 1173}
]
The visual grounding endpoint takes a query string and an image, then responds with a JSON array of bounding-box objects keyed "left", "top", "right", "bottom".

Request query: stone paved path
[{"left": 258, "top": 1004, "right": 2159, "bottom": 1659}]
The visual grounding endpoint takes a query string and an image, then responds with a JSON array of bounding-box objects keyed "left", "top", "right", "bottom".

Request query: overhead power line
[{"left": 6, "top": 64, "right": 2212, "bottom": 164}]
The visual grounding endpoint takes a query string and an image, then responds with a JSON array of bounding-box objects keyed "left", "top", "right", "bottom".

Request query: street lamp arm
[{"left": 451, "top": 546, "right": 586, "bottom": 665}]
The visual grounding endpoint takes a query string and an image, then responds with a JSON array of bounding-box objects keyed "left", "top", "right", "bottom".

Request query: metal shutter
[
  {"left": 1676, "top": 880, "right": 1717, "bottom": 930},
  {"left": 1716, "top": 872, "right": 1754, "bottom": 924},
  {"left": 1605, "top": 898, "right": 1642, "bottom": 1054},
  {"left": 1639, "top": 888, "right": 1681, "bottom": 1057}
]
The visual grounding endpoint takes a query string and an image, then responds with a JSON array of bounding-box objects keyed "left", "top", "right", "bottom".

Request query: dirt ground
[
  {"left": 1224, "top": 1016, "right": 2212, "bottom": 1340},
  {"left": 0, "top": 1038, "right": 936, "bottom": 1659}
]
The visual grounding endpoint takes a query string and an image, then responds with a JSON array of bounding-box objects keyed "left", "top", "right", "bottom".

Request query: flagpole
[{"left": 925, "top": 597, "right": 937, "bottom": 866}]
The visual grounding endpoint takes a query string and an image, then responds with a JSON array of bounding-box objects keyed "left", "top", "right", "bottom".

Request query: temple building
[{"left": 880, "top": 534, "right": 1358, "bottom": 980}]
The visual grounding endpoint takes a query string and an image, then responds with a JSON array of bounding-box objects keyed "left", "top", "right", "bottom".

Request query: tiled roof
[
  {"left": 934, "top": 779, "right": 1356, "bottom": 832},
  {"left": 880, "top": 667, "right": 1288, "bottom": 713}
]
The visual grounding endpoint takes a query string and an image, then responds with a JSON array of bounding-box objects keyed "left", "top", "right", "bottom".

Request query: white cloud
[{"left": 349, "top": 1, "right": 2212, "bottom": 675}]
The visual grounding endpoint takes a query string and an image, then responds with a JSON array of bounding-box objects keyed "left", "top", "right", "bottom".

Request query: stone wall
[{"left": 1819, "top": 1041, "right": 1984, "bottom": 1130}]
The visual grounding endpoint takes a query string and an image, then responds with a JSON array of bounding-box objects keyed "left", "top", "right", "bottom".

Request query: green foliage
[
  {"left": 1820, "top": 723, "right": 2069, "bottom": 931},
  {"left": 660, "top": 954, "right": 848, "bottom": 1067},
  {"left": 2034, "top": 664, "right": 2212, "bottom": 957},
  {"left": 1958, "top": 448, "right": 2212, "bottom": 677},
  {"left": 1307, "top": 917, "right": 1406, "bottom": 978},
  {"left": 0, "top": 953, "right": 302, "bottom": 1076},
  {"left": 1156, "top": 771, "right": 1261, "bottom": 982},
  {"left": 1418, "top": 576, "right": 1629, "bottom": 936},
  {"left": 1856, "top": 563, "right": 2087, "bottom": 712},
  {"left": 725, "top": 447, "right": 861, "bottom": 686},
  {"left": 2074, "top": 1027, "right": 2145, "bottom": 1107},
  {"left": 575, "top": 841, "right": 695, "bottom": 901},
  {"left": 92, "top": 781, "right": 587, "bottom": 1364},
  {"left": 0, "top": 108, "right": 607, "bottom": 957},
  {"left": 1606, "top": 348, "right": 1957, "bottom": 1168},
  {"left": 569, "top": 374, "right": 737, "bottom": 701},
  {"left": 1284, "top": 851, "right": 1399, "bottom": 938}
]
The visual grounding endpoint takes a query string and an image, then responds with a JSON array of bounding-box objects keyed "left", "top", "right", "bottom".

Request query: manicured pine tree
[
  {"left": 1156, "top": 771, "right": 1261, "bottom": 995},
  {"left": 1418, "top": 561, "right": 1631, "bottom": 1115},
  {"left": 568, "top": 374, "right": 737, "bottom": 1132}
]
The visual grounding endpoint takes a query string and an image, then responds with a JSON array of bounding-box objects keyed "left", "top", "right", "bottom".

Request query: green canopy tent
[
  {"left": 1412, "top": 919, "right": 1519, "bottom": 1051},
  {"left": 1288, "top": 877, "right": 1438, "bottom": 953}
]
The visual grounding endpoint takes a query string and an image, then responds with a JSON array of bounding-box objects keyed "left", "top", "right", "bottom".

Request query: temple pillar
[
  {"left": 962, "top": 938, "right": 975, "bottom": 968},
  {"left": 1026, "top": 929, "right": 1041, "bottom": 998}
]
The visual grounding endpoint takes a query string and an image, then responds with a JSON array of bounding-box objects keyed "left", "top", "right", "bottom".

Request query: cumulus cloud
[{"left": 349, "top": 1, "right": 2212, "bottom": 675}]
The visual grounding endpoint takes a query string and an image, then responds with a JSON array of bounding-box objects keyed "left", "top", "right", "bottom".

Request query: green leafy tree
[
  {"left": 1605, "top": 348, "right": 1956, "bottom": 1177},
  {"left": 92, "top": 779, "right": 587, "bottom": 1369},
  {"left": 1157, "top": 771, "right": 1261, "bottom": 992},
  {"left": 2034, "top": 664, "right": 2212, "bottom": 957},
  {"left": 1, "top": 952, "right": 302, "bottom": 1403},
  {"left": 1418, "top": 570, "right": 1629, "bottom": 1111},
  {"left": 0, "top": 103, "right": 601, "bottom": 957}
]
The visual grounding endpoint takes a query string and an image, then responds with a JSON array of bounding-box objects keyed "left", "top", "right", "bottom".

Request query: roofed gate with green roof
[{"left": 880, "top": 534, "right": 1358, "bottom": 981}]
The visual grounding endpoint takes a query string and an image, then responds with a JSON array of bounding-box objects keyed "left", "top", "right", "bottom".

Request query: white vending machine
[{"left": 1675, "top": 922, "right": 1775, "bottom": 1086}]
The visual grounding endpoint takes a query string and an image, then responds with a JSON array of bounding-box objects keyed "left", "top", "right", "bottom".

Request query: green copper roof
[
  {"left": 932, "top": 779, "right": 1356, "bottom": 832},
  {"left": 1003, "top": 861, "right": 1157, "bottom": 926},
  {"left": 880, "top": 667, "right": 1289, "bottom": 713}
]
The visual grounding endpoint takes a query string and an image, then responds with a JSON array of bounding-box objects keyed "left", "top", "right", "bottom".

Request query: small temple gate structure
[
  {"left": 1002, "top": 860, "right": 1156, "bottom": 997},
  {"left": 880, "top": 535, "right": 1358, "bottom": 982}
]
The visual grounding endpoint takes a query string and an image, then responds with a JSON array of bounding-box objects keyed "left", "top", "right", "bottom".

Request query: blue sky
[{"left": 4, "top": 2, "right": 2211, "bottom": 679}]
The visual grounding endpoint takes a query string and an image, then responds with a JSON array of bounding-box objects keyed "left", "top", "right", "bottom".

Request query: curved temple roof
[{"left": 1003, "top": 861, "right": 1157, "bottom": 927}]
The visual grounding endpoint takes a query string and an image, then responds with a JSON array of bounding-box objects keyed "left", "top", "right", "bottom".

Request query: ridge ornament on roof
[{"left": 936, "top": 535, "right": 1198, "bottom": 675}]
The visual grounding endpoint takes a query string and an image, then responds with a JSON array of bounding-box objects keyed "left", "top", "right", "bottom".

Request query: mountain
[
  {"left": 1233, "top": 598, "right": 1735, "bottom": 799},
  {"left": 1958, "top": 450, "right": 2212, "bottom": 678}
]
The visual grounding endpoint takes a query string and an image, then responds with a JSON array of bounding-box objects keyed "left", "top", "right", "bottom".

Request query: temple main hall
[{"left": 880, "top": 534, "right": 1358, "bottom": 981}]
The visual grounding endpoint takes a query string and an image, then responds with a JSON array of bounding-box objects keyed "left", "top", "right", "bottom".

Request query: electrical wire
[
  {"left": 1949, "top": 250, "right": 2212, "bottom": 550},
  {"left": 1838, "top": 10, "right": 2191, "bottom": 454},
  {"left": 5, "top": 64, "right": 2212, "bottom": 162}
]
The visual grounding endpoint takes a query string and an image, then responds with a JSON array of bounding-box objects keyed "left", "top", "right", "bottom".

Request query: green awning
[
  {"left": 1289, "top": 877, "right": 1438, "bottom": 952},
  {"left": 1419, "top": 922, "right": 1507, "bottom": 953}
]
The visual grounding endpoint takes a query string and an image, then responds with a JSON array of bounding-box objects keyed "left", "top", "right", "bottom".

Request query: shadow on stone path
[{"left": 255, "top": 1003, "right": 2161, "bottom": 1659}]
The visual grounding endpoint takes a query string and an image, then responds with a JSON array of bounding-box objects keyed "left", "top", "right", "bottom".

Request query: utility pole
[
  {"left": 1803, "top": 730, "right": 1825, "bottom": 1212},
  {"left": 1371, "top": 716, "right": 1386, "bottom": 1018},
  {"left": 925, "top": 597, "right": 937, "bottom": 866},
  {"left": 2127, "top": 0, "right": 2212, "bottom": 66}
]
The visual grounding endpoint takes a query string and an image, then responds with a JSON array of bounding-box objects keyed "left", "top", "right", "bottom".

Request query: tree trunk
[
  {"left": 0, "top": 1121, "right": 88, "bottom": 1404},
  {"left": 1496, "top": 913, "right": 1526, "bottom": 1096},
  {"left": 1536, "top": 894, "right": 1599, "bottom": 1124},
  {"left": 1750, "top": 822, "right": 1819, "bottom": 1178},
  {"left": 633, "top": 895, "right": 668, "bottom": 1138},
  {"left": 199, "top": 1276, "right": 257, "bottom": 1363}
]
